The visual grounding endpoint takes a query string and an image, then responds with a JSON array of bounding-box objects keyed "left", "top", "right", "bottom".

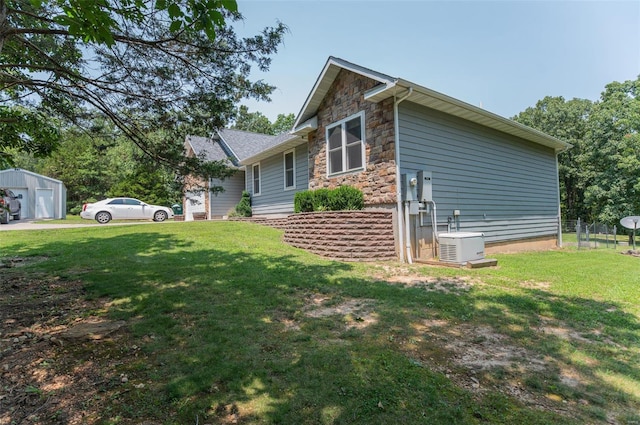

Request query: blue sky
[{"left": 235, "top": 0, "right": 640, "bottom": 122}]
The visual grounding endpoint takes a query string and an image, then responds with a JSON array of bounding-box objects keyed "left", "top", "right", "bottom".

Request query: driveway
[{"left": 0, "top": 219, "right": 160, "bottom": 231}]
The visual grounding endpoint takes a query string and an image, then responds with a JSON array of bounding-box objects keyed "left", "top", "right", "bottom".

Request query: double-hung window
[
  {"left": 284, "top": 149, "right": 296, "bottom": 190},
  {"left": 252, "top": 163, "right": 261, "bottom": 196},
  {"left": 326, "top": 112, "right": 365, "bottom": 176}
]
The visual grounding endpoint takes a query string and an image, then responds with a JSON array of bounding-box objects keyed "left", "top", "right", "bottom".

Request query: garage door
[
  {"left": 35, "top": 188, "right": 54, "bottom": 218},
  {"left": 10, "top": 188, "right": 29, "bottom": 218}
]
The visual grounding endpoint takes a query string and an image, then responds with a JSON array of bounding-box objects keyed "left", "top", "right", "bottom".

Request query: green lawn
[{"left": 3, "top": 221, "right": 639, "bottom": 424}]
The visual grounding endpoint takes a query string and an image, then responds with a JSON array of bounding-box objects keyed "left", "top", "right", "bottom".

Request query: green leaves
[
  {"left": 153, "top": 0, "right": 239, "bottom": 39},
  {"left": 1, "top": 0, "right": 286, "bottom": 172},
  {"left": 0, "top": 106, "right": 60, "bottom": 168},
  {"left": 54, "top": 0, "right": 119, "bottom": 46}
]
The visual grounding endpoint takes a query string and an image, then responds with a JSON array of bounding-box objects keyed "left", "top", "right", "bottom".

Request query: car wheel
[
  {"left": 0, "top": 210, "right": 8, "bottom": 224},
  {"left": 12, "top": 209, "right": 20, "bottom": 220},
  {"left": 95, "top": 211, "right": 112, "bottom": 224},
  {"left": 153, "top": 210, "right": 168, "bottom": 222}
]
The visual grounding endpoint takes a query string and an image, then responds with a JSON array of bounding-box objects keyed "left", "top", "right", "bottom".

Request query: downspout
[{"left": 394, "top": 87, "right": 413, "bottom": 263}]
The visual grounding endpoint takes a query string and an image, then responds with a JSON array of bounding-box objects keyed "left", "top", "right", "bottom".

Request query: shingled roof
[
  {"left": 185, "top": 135, "right": 230, "bottom": 163},
  {"left": 185, "top": 129, "right": 297, "bottom": 168}
]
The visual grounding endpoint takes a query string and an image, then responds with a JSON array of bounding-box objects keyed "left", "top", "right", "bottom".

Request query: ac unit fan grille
[{"left": 439, "top": 243, "right": 457, "bottom": 262}]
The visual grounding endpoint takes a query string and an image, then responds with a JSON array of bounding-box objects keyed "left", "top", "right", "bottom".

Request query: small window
[
  {"left": 284, "top": 149, "right": 295, "bottom": 190},
  {"left": 326, "top": 112, "right": 365, "bottom": 176},
  {"left": 252, "top": 163, "right": 261, "bottom": 195},
  {"left": 108, "top": 199, "right": 124, "bottom": 205}
]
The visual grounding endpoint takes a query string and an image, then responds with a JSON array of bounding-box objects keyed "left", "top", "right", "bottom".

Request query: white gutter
[{"left": 394, "top": 87, "right": 413, "bottom": 263}]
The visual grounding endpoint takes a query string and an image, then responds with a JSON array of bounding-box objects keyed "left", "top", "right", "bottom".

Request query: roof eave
[
  {"left": 239, "top": 136, "right": 306, "bottom": 166},
  {"left": 386, "top": 79, "right": 572, "bottom": 152},
  {"left": 293, "top": 116, "right": 318, "bottom": 136},
  {"left": 293, "top": 56, "right": 395, "bottom": 130}
]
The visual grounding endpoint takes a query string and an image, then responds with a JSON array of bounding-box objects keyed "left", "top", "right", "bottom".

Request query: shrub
[
  {"left": 234, "top": 191, "right": 252, "bottom": 217},
  {"left": 329, "top": 185, "right": 364, "bottom": 211},
  {"left": 294, "top": 186, "right": 364, "bottom": 213},
  {"left": 312, "top": 188, "right": 331, "bottom": 212},
  {"left": 294, "top": 190, "right": 314, "bottom": 213}
]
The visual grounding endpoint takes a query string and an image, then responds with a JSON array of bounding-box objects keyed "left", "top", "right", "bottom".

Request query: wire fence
[{"left": 563, "top": 219, "right": 637, "bottom": 249}]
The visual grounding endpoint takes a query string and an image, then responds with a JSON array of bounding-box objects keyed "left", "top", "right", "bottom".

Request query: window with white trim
[
  {"left": 284, "top": 149, "right": 296, "bottom": 190},
  {"left": 326, "top": 112, "right": 365, "bottom": 176},
  {"left": 252, "top": 163, "right": 261, "bottom": 195}
]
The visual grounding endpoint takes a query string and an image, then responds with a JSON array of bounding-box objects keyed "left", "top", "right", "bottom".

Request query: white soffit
[{"left": 293, "top": 116, "right": 318, "bottom": 136}]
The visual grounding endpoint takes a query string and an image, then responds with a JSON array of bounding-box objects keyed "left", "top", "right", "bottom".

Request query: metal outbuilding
[{"left": 0, "top": 168, "right": 67, "bottom": 219}]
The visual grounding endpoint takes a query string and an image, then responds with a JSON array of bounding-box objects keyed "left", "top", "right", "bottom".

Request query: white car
[{"left": 80, "top": 197, "right": 174, "bottom": 224}]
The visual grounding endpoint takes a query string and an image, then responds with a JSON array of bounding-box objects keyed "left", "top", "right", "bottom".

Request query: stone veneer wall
[
  {"left": 308, "top": 69, "right": 397, "bottom": 206},
  {"left": 283, "top": 211, "right": 396, "bottom": 261}
]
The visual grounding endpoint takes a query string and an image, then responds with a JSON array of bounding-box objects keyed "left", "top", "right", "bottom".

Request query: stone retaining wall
[
  {"left": 229, "top": 211, "right": 397, "bottom": 261},
  {"left": 230, "top": 211, "right": 397, "bottom": 261},
  {"left": 283, "top": 211, "right": 396, "bottom": 261},
  {"left": 228, "top": 216, "right": 289, "bottom": 230}
]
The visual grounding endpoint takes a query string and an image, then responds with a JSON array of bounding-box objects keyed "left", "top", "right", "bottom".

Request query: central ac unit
[{"left": 438, "top": 232, "right": 485, "bottom": 264}]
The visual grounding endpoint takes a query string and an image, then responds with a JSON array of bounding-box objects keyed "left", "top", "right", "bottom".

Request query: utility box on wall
[
  {"left": 417, "top": 170, "right": 432, "bottom": 202},
  {"left": 401, "top": 173, "right": 417, "bottom": 202}
]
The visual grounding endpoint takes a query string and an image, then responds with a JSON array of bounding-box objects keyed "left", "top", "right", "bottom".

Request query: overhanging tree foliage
[{"left": 0, "top": 0, "right": 287, "bottom": 178}]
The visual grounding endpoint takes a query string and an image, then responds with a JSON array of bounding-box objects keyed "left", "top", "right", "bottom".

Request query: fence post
[
  {"left": 576, "top": 218, "right": 581, "bottom": 250},
  {"left": 614, "top": 225, "right": 617, "bottom": 250},
  {"left": 586, "top": 225, "right": 590, "bottom": 248}
]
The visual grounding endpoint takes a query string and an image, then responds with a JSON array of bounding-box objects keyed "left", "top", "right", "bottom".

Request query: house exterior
[
  {"left": 189, "top": 57, "right": 570, "bottom": 262},
  {"left": 183, "top": 129, "right": 300, "bottom": 220},
  {"left": 0, "top": 168, "right": 67, "bottom": 219}
]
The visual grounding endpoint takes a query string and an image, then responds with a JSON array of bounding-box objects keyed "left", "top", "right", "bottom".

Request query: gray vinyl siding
[
  {"left": 398, "top": 102, "right": 559, "bottom": 243},
  {"left": 209, "top": 171, "right": 245, "bottom": 218},
  {"left": 248, "top": 145, "right": 309, "bottom": 216}
]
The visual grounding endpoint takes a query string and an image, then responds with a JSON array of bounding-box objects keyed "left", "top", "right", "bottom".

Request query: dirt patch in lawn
[
  {"left": 303, "top": 295, "right": 379, "bottom": 329},
  {"left": 0, "top": 259, "right": 143, "bottom": 425},
  {"left": 373, "top": 265, "right": 478, "bottom": 294},
  {"left": 621, "top": 249, "right": 640, "bottom": 257}
]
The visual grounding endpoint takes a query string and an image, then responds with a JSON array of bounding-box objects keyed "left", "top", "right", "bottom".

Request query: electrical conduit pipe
[{"left": 394, "top": 87, "right": 413, "bottom": 263}]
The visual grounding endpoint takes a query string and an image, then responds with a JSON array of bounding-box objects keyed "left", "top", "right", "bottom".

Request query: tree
[
  {"left": 271, "top": 112, "right": 295, "bottom": 134},
  {"left": 232, "top": 105, "right": 272, "bottom": 134},
  {"left": 0, "top": 0, "right": 287, "bottom": 179},
  {"left": 231, "top": 106, "right": 295, "bottom": 135},
  {"left": 14, "top": 116, "right": 185, "bottom": 212},
  {"left": 582, "top": 77, "right": 640, "bottom": 224},
  {"left": 0, "top": 105, "right": 60, "bottom": 167}
]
